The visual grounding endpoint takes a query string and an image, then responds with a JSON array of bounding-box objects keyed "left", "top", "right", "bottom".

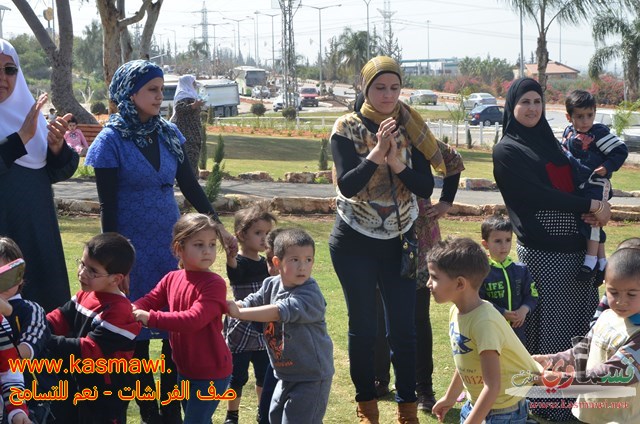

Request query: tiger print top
[{"left": 330, "top": 112, "right": 434, "bottom": 240}]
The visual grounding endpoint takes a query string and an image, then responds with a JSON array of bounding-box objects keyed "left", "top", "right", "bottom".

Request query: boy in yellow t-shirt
[{"left": 427, "top": 238, "right": 542, "bottom": 424}]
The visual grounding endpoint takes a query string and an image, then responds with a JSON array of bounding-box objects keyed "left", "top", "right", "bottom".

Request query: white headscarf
[
  {"left": 0, "top": 39, "right": 48, "bottom": 169},
  {"left": 173, "top": 74, "right": 198, "bottom": 104}
]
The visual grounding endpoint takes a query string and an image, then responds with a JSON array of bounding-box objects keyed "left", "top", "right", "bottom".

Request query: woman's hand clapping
[
  {"left": 17, "top": 93, "right": 48, "bottom": 144},
  {"left": 47, "top": 112, "right": 72, "bottom": 156},
  {"left": 368, "top": 117, "right": 398, "bottom": 165}
]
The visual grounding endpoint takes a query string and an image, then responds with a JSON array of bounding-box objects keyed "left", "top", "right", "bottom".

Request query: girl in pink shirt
[{"left": 63, "top": 117, "right": 88, "bottom": 155}]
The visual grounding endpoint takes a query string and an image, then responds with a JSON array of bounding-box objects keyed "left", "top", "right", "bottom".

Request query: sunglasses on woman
[{"left": 0, "top": 66, "right": 19, "bottom": 76}]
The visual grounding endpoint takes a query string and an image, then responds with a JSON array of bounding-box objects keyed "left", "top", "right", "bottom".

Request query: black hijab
[{"left": 502, "top": 78, "right": 568, "bottom": 166}]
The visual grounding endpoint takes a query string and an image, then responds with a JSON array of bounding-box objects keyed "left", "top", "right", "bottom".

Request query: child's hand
[
  {"left": 509, "top": 306, "right": 530, "bottom": 328},
  {"left": 132, "top": 309, "right": 150, "bottom": 326},
  {"left": 218, "top": 227, "right": 238, "bottom": 256},
  {"left": 226, "top": 300, "right": 240, "bottom": 318},
  {"left": 432, "top": 396, "right": 456, "bottom": 423},
  {"left": 11, "top": 411, "right": 31, "bottom": 424},
  {"left": 594, "top": 165, "right": 607, "bottom": 176},
  {"left": 532, "top": 354, "right": 551, "bottom": 369}
]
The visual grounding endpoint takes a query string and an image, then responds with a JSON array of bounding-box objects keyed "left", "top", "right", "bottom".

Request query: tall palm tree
[
  {"left": 503, "top": 1, "right": 609, "bottom": 92},
  {"left": 589, "top": 6, "right": 640, "bottom": 101},
  {"left": 337, "top": 28, "right": 374, "bottom": 89}
]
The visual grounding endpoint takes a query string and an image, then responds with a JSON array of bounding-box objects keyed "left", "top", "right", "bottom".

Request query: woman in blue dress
[{"left": 86, "top": 60, "right": 235, "bottom": 424}]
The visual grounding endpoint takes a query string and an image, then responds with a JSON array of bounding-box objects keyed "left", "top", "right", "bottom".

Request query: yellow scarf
[{"left": 360, "top": 100, "right": 446, "bottom": 175}]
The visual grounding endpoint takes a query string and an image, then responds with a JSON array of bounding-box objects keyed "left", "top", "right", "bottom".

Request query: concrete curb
[{"left": 55, "top": 195, "right": 640, "bottom": 221}]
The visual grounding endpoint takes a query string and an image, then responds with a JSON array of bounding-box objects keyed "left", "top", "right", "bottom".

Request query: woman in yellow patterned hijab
[
  {"left": 329, "top": 55, "right": 442, "bottom": 423},
  {"left": 360, "top": 56, "right": 445, "bottom": 175}
]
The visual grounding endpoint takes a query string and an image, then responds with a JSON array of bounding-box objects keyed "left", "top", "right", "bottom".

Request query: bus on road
[{"left": 232, "top": 66, "right": 267, "bottom": 96}]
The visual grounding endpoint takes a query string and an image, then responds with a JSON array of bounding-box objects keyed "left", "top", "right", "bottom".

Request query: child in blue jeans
[{"left": 428, "top": 238, "right": 542, "bottom": 423}]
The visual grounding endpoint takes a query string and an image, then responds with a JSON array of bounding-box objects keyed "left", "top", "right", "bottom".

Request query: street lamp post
[
  {"left": 208, "top": 22, "right": 229, "bottom": 76},
  {"left": 257, "top": 11, "right": 279, "bottom": 72},
  {"left": 363, "top": 0, "right": 372, "bottom": 60},
  {"left": 223, "top": 17, "right": 249, "bottom": 62},
  {"left": 0, "top": 5, "right": 10, "bottom": 39},
  {"left": 166, "top": 28, "right": 177, "bottom": 66},
  {"left": 426, "top": 20, "right": 430, "bottom": 75},
  {"left": 302, "top": 3, "right": 341, "bottom": 84}
]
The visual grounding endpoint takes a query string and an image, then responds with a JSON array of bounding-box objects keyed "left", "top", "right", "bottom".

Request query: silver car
[
  {"left": 408, "top": 90, "right": 437, "bottom": 105},
  {"left": 463, "top": 92, "right": 497, "bottom": 109}
]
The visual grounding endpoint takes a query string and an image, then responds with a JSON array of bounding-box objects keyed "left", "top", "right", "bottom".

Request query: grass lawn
[
  {"left": 199, "top": 133, "right": 640, "bottom": 192},
  {"left": 58, "top": 214, "right": 639, "bottom": 423}
]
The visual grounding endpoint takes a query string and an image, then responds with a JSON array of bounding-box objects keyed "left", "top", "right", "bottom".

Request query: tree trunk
[
  {"left": 11, "top": 0, "right": 97, "bottom": 124},
  {"left": 140, "top": 0, "right": 163, "bottom": 59},
  {"left": 536, "top": 31, "right": 549, "bottom": 93},
  {"left": 627, "top": 51, "right": 640, "bottom": 101},
  {"left": 97, "top": 0, "right": 122, "bottom": 99}
]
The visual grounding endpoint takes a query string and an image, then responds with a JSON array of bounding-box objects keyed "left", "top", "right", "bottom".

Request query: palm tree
[
  {"left": 589, "top": 7, "right": 640, "bottom": 101},
  {"left": 503, "top": 1, "right": 609, "bottom": 92},
  {"left": 336, "top": 28, "right": 373, "bottom": 89}
]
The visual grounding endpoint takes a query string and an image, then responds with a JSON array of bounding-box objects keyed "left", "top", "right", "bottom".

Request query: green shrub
[
  {"left": 318, "top": 138, "right": 329, "bottom": 171},
  {"left": 207, "top": 106, "right": 215, "bottom": 124},
  {"left": 213, "top": 134, "right": 225, "bottom": 164},
  {"left": 314, "top": 176, "right": 330, "bottom": 184},
  {"left": 250, "top": 103, "right": 267, "bottom": 117},
  {"left": 282, "top": 107, "right": 297, "bottom": 121},
  {"left": 466, "top": 128, "right": 472, "bottom": 149},
  {"left": 443, "top": 135, "right": 449, "bottom": 144},
  {"left": 204, "top": 162, "right": 223, "bottom": 203},
  {"left": 90, "top": 101, "right": 107, "bottom": 115}
]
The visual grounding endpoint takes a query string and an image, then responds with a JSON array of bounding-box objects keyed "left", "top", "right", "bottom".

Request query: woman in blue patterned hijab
[{"left": 106, "top": 60, "right": 184, "bottom": 162}]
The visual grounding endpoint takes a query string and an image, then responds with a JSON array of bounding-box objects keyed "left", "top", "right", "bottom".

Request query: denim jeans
[
  {"left": 460, "top": 399, "right": 528, "bottom": 424},
  {"left": 330, "top": 225, "right": 417, "bottom": 403},
  {"left": 177, "top": 373, "right": 231, "bottom": 424}
]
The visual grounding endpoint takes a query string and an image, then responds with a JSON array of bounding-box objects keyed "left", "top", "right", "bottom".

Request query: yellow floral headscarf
[{"left": 360, "top": 56, "right": 446, "bottom": 175}]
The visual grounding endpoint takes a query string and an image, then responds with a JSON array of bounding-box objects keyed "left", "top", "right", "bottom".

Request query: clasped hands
[{"left": 369, "top": 117, "right": 405, "bottom": 174}]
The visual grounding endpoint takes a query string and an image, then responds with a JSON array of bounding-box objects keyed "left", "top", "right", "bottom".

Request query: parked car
[
  {"left": 463, "top": 92, "right": 497, "bottom": 109},
  {"left": 595, "top": 109, "right": 640, "bottom": 151},
  {"left": 299, "top": 87, "right": 319, "bottom": 107},
  {"left": 408, "top": 89, "right": 437, "bottom": 105},
  {"left": 251, "top": 85, "right": 270, "bottom": 99},
  {"left": 273, "top": 92, "right": 302, "bottom": 112},
  {"left": 467, "top": 105, "right": 503, "bottom": 126}
]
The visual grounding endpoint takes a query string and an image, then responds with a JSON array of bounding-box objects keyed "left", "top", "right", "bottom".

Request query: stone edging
[{"left": 55, "top": 195, "right": 640, "bottom": 221}]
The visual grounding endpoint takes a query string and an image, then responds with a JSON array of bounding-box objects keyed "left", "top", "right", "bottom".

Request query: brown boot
[
  {"left": 356, "top": 399, "right": 379, "bottom": 424},
  {"left": 397, "top": 401, "right": 419, "bottom": 424}
]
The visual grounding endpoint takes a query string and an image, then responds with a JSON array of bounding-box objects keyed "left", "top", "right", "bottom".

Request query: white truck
[{"left": 198, "top": 79, "right": 240, "bottom": 117}]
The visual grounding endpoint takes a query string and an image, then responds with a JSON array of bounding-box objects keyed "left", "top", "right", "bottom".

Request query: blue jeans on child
[
  {"left": 177, "top": 373, "right": 231, "bottom": 424},
  {"left": 460, "top": 398, "right": 528, "bottom": 424}
]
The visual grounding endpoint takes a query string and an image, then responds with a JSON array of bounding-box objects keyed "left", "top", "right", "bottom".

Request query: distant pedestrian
[{"left": 171, "top": 75, "right": 205, "bottom": 178}]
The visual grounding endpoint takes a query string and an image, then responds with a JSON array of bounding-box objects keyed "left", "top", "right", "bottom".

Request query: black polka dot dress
[{"left": 518, "top": 244, "right": 599, "bottom": 421}]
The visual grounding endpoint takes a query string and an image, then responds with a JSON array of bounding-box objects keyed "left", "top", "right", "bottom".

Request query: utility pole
[
  {"left": 301, "top": 4, "right": 341, "bottom": 85},
  {"left": 363, "top": 0, "right": 371, "bottom": 60},
  {"left": 0, "top": 5, "right": 10, "bottom": 39},
  {"left": 278, "top": 0, "right": 300, "bottom": 108}
]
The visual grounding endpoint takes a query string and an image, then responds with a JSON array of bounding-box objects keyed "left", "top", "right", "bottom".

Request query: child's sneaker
[{"left": 577, "top": 265, "right": 596, "bottom": 283}]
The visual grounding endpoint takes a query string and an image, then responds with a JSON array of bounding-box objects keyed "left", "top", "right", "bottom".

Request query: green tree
[
  {"left": 379, "top": 27, "right": 402, "bottom": 64},
  {"left": 589, "top": 5, "right": 640, "bottom": 101},
  {"left": 503, "top": 0, "right": 609, "bottom": 92},
  {"left": 337, "top": 28, "right": 372, "bottom": 88},
  {"left": 458, "top": 56, "right": 514, "bottom": 86},
  {"left": 75, "top": 21, "right": 104, "bottom": 78},
  {"left": 8, "top": 35, "right": 50, "bottom": 80}
]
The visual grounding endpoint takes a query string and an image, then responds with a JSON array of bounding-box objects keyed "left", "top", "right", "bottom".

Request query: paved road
[{"left": 53, "top": 178, "right": 640, "bottom": 206}]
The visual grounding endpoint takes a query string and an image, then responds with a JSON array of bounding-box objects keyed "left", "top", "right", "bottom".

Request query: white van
[
  {"left": 160, "top": 74, "right": 180, "bottom": 118},
  {"left": 594, "top": 109, "right": 640, "bottom": 150}
]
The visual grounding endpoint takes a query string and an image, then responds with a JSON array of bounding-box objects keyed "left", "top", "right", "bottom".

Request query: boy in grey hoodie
[{"left": 226, "top": 228, "right": 334, "bottom": 424}]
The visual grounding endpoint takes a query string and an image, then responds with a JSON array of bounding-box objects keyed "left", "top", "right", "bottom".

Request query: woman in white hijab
[
  {"left": 170, "top": 74, "right": 205, "bottom": 177},
  {"left": 0, "top": 39, "right": 79, "bottom": 312}
]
